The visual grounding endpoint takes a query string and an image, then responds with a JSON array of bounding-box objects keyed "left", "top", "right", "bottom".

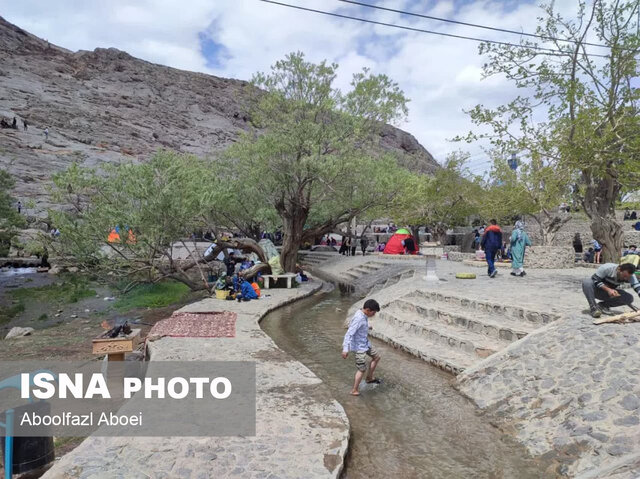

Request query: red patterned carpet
[{"left": 150, "top": 311, "right": 236, "bottom": 338}]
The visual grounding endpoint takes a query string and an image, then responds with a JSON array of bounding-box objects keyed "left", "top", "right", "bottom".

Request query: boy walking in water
[{"left": 342, "top": 299, "right": 381, "bottom": 396}]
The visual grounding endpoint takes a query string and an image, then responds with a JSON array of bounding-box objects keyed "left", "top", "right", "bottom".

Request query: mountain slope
[{"left": 0, "top": 16, "right": 439, "bottom": 218}]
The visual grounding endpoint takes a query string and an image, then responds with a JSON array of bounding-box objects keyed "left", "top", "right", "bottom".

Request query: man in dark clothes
[
  {"left": 582, "top": 263, "right": 640, "bottom": 318},
  {"left": 360, "top": 237, "right": 368, "bottom": 256},
  {"left": 224, "top": 252, "right": 236, "bottom": 277},
  {"left": 481, "top": 219, "right": 503, "bottom": 278}
]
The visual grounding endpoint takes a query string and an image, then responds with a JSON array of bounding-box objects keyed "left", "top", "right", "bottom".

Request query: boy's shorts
[{"left": 354, "top": 347, "right": 379, "bottom": 371}]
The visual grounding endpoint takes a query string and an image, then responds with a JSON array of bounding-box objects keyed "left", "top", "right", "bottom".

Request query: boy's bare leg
[
  {"left": 351, "top": 370, "right": 365, "bottom": 395},
  {"left": 366, "top": 355, "right": 380, "bottom": 382}
]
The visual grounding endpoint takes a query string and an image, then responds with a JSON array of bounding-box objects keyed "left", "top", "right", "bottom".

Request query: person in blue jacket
[
  {"left": 481, "top": 219, "right": 503, "bottom": 278},
  {"left": 236, "top": 278, "right": 258, "bottom": 302}
]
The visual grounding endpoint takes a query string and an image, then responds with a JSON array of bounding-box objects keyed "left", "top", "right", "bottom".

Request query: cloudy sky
[{"left": 1, "top": 0, "right": 583, "bottom": 173}]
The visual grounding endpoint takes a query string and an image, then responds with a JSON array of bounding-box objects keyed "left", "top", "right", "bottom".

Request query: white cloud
[{"left": 1, "top": 0, "right": 585, "bottom": 172}]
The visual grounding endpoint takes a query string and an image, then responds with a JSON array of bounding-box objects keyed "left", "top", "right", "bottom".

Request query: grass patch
[
  {"left": 37, "top": 313, "right": 48, "bottom": 321},
  {"left": 10, "top": 277, "right": 96, "bottom": 304},
  {"left": 114, "top": 281, "right": 191, "bottom": 311},
  {"left": 0, "top": 303, "right": 25, "bottom": 324}
]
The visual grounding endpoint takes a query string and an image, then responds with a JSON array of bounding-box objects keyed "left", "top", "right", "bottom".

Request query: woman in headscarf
[{"left": 510, "top": 221, "right": 531, "bottom": 277}]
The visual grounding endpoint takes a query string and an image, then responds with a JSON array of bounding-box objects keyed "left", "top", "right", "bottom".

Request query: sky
[{"left": 1, "top": 0, "right": 585, "bottom": 174}]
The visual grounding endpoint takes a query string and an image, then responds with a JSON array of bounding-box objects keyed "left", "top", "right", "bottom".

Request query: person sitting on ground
[
  {"left": 236, "top": 277, "right": 259, "bottom": 302},
  {"left": 401, "top": 235, "right": 416, "bottom": 255},
  {"left": 376, "top": 242, "right": 385, "bottom": 252},
  {"left": 624, "top": 245, "right": 638, "bottom": 256},
  {"left": 582, "top": 263, "right": 640, "bottom": 318},
  {"left": 624, "top": 210, "right": 631, "bottom": 221},
  {"left": 341, "top": 299, "right": 382, "bottom": 396},
  {"left": 634, "top": 221, "right": 640, "bottom": 231},
  {"left": 481, "top": 219, "right": 502, "bottom": 278},
  {"left": 584, "top": 247, "right": 595, "bottom": 263},
  {"left": 631, "top": 211, "right": 638, "bottom": 221}
]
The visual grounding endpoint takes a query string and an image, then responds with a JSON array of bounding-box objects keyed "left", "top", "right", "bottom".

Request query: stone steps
[
  {"left": 366, "top": 290, "right": 559, "bottom": 375},
  {"left": 370, "top": 319, "right": 474, "bottom": 374},
  {"left": 377, "top": 308, "right": 504, "bottom": 361},
  {"left": 409, "top": 290, "right": 560, "bottom": 325},
  {"left": 391, "top": 297, "right": 535, "bottom": 343}
]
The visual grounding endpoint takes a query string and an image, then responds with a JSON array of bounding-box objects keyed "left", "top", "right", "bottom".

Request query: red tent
[{"left": 383, "top": 229, "right": 419, "bottom": 255}]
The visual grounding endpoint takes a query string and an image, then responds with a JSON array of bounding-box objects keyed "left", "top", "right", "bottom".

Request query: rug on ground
[{"left": 149, "top": 311, "right": 236, "bottom": 338}]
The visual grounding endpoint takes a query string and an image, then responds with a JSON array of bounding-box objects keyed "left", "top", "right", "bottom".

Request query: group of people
[
  {"left": 478, "top": 219, "right": 531, "bottom": 278},
  {"left": 0, "top": 117, "right": 28, "bottom": 130},
  {"left": 338, "top": 236, "right": 369, "bottom": 256},
  {"left": 623, "top": 210, "right": 638, "bottom": 221}
]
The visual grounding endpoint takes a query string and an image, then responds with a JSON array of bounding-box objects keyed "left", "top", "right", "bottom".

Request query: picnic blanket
[{"left": 149, "top": 311, "right": 236, "bottom": 338}]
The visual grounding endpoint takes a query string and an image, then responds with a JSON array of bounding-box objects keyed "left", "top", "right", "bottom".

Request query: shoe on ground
[
  {"left": 521, "top": 271, "right": 527, "bottom": 276},
  {"left": 490, "top": 270, "right": 498, "bottom": 278},
  {"left": 598, "top": 305, "right": 615, "bottom": 316},
  {"left": 510, "top": 272, "right": 517, "bottom": 276},
  {"left": 590, "top": 307, "right": 602, "bottom": 318}
]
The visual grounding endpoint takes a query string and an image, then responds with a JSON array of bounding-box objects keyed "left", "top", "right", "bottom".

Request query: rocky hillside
[{"left": 0, "top": 17, "right": 439, "bottom": 220}]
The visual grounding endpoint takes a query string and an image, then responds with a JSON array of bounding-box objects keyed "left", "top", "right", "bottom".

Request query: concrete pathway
[{"left": 43, "top": 282, "right": 350, "bottom": 479}]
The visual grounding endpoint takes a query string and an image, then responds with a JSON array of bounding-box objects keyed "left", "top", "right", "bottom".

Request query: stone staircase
[
  {"left": 371, "top": 290, "right": 561, "bottom": 375},
  {"left": 298, "top": 252, "right": 337, "bottom": 267}
]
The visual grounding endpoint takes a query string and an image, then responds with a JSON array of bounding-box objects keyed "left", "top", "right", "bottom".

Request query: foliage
[
  {"left": 388, "top": 152, "right": 480, "bottom": 242},
  {"left": 480, "top": 151, "right": 573, "bottom": 244},
  {"left": 114, "top": 281, "right": 192, "bottom": 311},
  {"left": 223, "top": 52, "right": 411, "bottom": 271},
  {"left": 48, "top": 151, "right": 216, "bottom": 291},
  {"left": 458, "top": 1, "right": 640, "bottom": 260},
  {"left": 0, "top": 302, "right": 25, "bottom": 325}
]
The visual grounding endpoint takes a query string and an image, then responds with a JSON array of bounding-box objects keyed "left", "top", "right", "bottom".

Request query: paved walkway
[{"left": 43, "top": 282, "right": 350, "bottom": 479}]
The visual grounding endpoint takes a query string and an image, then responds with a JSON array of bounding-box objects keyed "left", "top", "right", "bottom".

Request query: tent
[{"left": 383, "top": 228, "right": 419, "bottom": 255}]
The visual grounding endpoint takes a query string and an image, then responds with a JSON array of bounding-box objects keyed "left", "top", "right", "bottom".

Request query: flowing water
[{"left": 261, "top": 288, "right": 553, "bottom": 479}]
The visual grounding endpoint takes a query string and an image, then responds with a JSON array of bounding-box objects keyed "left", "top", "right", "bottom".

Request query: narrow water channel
[{"left": 261, "top": 287, "right": 552, "bottom": 479}]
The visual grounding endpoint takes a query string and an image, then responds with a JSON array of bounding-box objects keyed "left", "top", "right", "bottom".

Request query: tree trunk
[
  {"left": 280, "top": 212, "right": 307, "bottom": 273},
  {"left": 583, "top": 173, "right": 623, "bottom": 262}
]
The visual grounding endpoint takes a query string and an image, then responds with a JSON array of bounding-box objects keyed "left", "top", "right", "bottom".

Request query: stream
[{"left": 261, "top": 287, "right": 552, "bottom": 479}]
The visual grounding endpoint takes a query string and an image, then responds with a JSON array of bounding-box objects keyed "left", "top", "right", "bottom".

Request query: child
[{"left": 341, "top": 299, "right": 381, "bottom": 396}]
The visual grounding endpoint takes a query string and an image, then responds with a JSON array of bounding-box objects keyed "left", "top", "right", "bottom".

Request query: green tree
[
  {"left": 481, "top": 152, "right": 573, "bottom": 245},
  {"left": 223, "top": 52, "right": 410, "bottom": 271},
  {"left": 48, "top": 152, "right": 252, "bottom": 292},
  {"left": 0, "top": 169, "right": 26, "bottom": 256},
  {"left": 389, "top": 153, "right": 480, "bottom": 244},
  {"left": 461, "top": 1, "right": 640, "bottom": 261}
]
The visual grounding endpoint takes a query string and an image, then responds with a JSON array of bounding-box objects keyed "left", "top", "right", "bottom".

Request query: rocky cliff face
[{"left": 0, "top": 16, "right": 439, "bottom": 220}]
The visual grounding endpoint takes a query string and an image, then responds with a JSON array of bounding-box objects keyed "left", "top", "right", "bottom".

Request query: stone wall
[
  {"left": 447, "top": 252, "right": 476, "bottom": 262},
  {"left": 524, "top": 246, "right": 575, "bottom": 269},
  {"left": 443, "top": 245, "right": 461, "bottom": 253}
]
